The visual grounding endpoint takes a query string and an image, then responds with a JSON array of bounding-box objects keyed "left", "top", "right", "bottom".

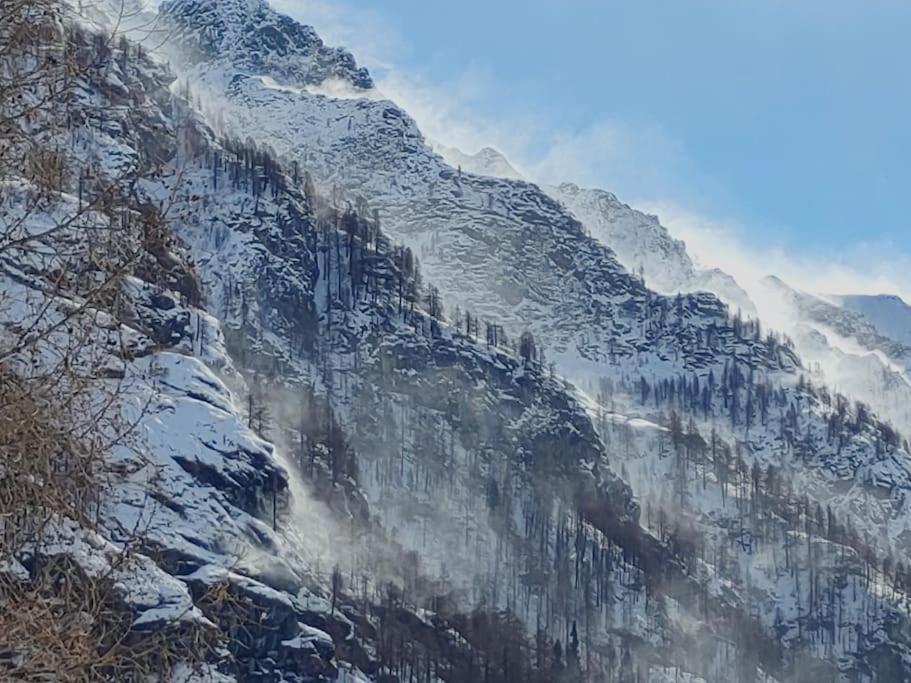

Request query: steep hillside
[
  {"left": 155, "top": 94, "right": 756, "bottom": 683},
  {"left": 0, "top": 14, "right": 355, "bottom": 679},
  {"left": 151, "top": 0, "right": 911, "bottom": 679},
  {"left": 432, "top": 146, "right": 755, "bottom": 315},
  {"left": 159, "top": 92, "right": 911, "bottom": 683},
  {"left": 544, "top": 183, "right": 756, "bottom": 316},
  {"left": 159, "top": 0, "right": 911, "bottom": 557},
  {"left": 759, "top": 276, "right": 911, "bottom": 435},
  {"left": 829, "top": 293, "right": 911, "bottom": 353},
  {"left": 5, "top": 0, "right": 911, "bottom": 681},
  {"left": 2, "top": 5, "right": 749, "bottom": 681}
]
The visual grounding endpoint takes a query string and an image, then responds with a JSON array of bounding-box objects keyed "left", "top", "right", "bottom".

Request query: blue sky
[{"left": 279, "top": 0, "right": 911, "bottom": 293}]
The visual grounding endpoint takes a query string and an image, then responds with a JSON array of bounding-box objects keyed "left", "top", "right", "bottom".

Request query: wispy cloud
[
  {"left": 267, "top": 0, "right": 535, "bottom": 161},
  {"left": 374, "top": 68, "right": 540, "bottom": 170},
  {"left": 645, "top": 200, "right": 911, "bottom": 303},
  {"left": 264, "top": 2, "right": 699, "bottom": 199},
  {"left": 268, "top": 0, "right": 398, "bottom": 70},
  {"left": 375, "top": 73, "right": 714, "bottom": 212},
  {"left": 524, "top": 120, "right": 720, "bottom": 204},
  {"left": 267, "top": 0, "right": 911, "bottom": 308}
]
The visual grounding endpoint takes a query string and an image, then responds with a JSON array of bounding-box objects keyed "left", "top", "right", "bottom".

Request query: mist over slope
[
  {"left": 2, "top": 0, "right": 911, "bottom": 681},
  {"left": 444, "top": 141, "right": 911, "bottom": 454}
]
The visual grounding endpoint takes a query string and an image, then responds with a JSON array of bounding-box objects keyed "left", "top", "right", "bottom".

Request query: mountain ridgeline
[{"left": 2, "top": 0, "right": 911, "bottom": 681}]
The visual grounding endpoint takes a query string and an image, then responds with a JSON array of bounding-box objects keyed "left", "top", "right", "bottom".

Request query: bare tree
[{"left": 0, "top": 1, "right": 219, "bottom": 678}]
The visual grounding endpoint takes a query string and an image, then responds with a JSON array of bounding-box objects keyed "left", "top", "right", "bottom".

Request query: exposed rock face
[
  {"left": 162, "top": 0, "right": 373, "bottom": 89},
  {"left": 431, "top": 146, "right": 757, "bottom": 316},
  {"left": 6, "top": 0, "right": 911, "bottom": 680},
  {"left": 544, "top": 182, "right": 757, "bottom": 316}
]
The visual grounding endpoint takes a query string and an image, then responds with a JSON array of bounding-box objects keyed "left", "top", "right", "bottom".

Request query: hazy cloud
[
  {"left": 376, "top": 69, "right": 541, "bottom": 170},
  {"left": 644, "top": 200, "right": 911, "bottom": 304},
  {"left": 268, "top": 0, "right": 398, "bottom": 70},
  {"left": 267, "top": 0, "right": 911, "bottom": 309}
]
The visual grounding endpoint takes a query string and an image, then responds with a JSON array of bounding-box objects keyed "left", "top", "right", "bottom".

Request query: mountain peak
[
  {"left": 434, "top": 143, "right": 524, "bottom": 180},
  {"left": 545, "top": 182, "right": 757, "bottom": 314},
  {"left": 555, "top": 181, "right": 619, "bottom": 205},
  {"left": 830, "top": 292, "right": 911, "bottom": 348},
  {"left": 161, "top": 0, "right": 373, "bottom": 88},
  {"left": 760, "top": 273, "right": 788, "bottom": 287}
]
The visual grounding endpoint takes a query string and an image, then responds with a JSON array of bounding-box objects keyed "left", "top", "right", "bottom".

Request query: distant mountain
[
  {"left": 759, "top": 275, "right": 911, "bottom": 433},
  {"left": 763, "top": 277, "right": 911, "bottom": 368},
  {"left": 830, "top": 293, "right": 911, "bottom": 349},
  {"left": 545, "top": 182, "right": 757, "bottom": 315},
  {"left": 434, "top": 144, "right": 757, "bottom": 315},
  {"left": 434, "top": 143, "right": 525, "bottom": 181}
]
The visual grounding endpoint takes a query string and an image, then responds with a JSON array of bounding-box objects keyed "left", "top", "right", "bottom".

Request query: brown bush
[{"left": 0, "top": 2, "right": 222, "bottom": 679}]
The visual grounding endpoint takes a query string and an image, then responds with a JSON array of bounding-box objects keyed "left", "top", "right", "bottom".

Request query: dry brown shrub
[
  {"left": 0, "top": 368, "right": 100, "bottom": 559},
  {"left": 27, "top": 148, "right": 70, "bottom": 198},
  {"left": 0, "top": 2, "right": 224, "bottom": 679},
  {"left": 0, "top": 553, "right": 216, "bottom": 682}
]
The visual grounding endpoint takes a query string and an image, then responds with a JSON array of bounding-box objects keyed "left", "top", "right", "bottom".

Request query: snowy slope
[
  {"left": 432, "top": 144, "right": 756, "bottom": 316},
  {"left": 36, "top": 13, "right": 715, "bottom": 680},
  {"left": 545, "top": 182, "right": 756, "bottom": 315},
  {"left": 0, "top": 23, "right": 370, "bottom": 681},
  {"left": 167, "top": 19, "right": 787, "bottom": 384},
  {"left": 7, "top": 0, "right": 911, "bottom": 680},
  {"left": 759, "top": 276, "right": 911, "bottom": 434},
  {"left": 154, "top": 117, "right": 723, "bottom": 680},
  {"left": 432, "top": 144, "right": 911, "bottom": 450},
  {"left": 762, "top": 277, "right": 911, "bottom": 367},
  {"left": 830, "top": 293, "right": 911, "bottom": 349},
  {"left": 147, "top": 0, "right": 911, "bottom": 678},
  {"left": 159, "top": 125, "right": 822, "bottom": 682},
  {"left": 162, "top": 0, "right": 911, "bottom": 522}
]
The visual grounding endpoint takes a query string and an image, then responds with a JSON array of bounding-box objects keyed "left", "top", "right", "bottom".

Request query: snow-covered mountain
[
  {"left": 447, "top": 141, "right": 911, "bottom": 495},
  {"left": 434, "top": 143, "right": 526, "bottom": 182},
  {"left": 432, "top": 144, "right": 756, "bottom": 316},
  {"left": 158, "top": 0, "right": 911, "bottom": 675},
  {"left": 830, "top": 293, "right": 911, "bottom": 349},
  {"left": 544, "top": 182, "right": 757, "bottom": 315},
  {"left": 5, "top": 0, "right": 911, "bottom": 680},
  {"left": 0, "top": 23, "right": 358, "bottom": 678},
  {"left": 755, "top": 276, "right": 911, "bottom": 434},
  {"left": 2, "top": 6, "right": 706, "bottom": 680}
]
